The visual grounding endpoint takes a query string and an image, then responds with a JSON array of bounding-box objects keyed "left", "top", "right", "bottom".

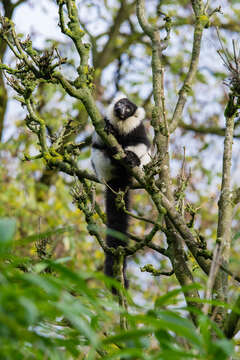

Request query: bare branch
[
  {"left": 169, "top": 1, "right": 205, "bottom": 133},
  {"left": 151, "top": 190, "right": 211, "bottom": 275},
  {"left": 126, "top": 222, "right": 161, "bottom": 256},
  {"left": 127, "top": 232, "right": 168, "bottom": 257},
  {"left": 94, "top": 1, "right": 136, "bottom": 69},
  {"left": 137, "top": 0, "right": 171, "bottom": 143},
  {"left": 141, "top": 264, "right": 174, "bottom": 277},
  {"left": 202, "top": 242, "right": 223, "bottom": 316},
  {"left": 180, "top": 120, "right": 240, "bottom": 138},
  {"left": 216, "top": 110, "right": 235, "bottom": 263}
]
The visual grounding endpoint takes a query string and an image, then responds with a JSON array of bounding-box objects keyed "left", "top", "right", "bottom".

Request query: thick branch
[
  {"left": 65, "top": 0, "right": 89, "bottom": 67},
  {"left": 0, "top": 1, "right": 15, "bottom": 141},
  {"left": 150, "top": 189, "right": 211, "bottom": 275},
  {"left": 213, "top": 102, "right": 236, "bottom": 324},
  {"left": 136, "top": 1, "right": 202, "bottom": 321},
  {"left": 169, "top": 5, "right": 204, "bottom": 133},
  {"left": 191, "top": 0, "right": 203, "bottom": 16},
  {"left": 180, "top": 121, "right": 240, "bottom": 138},
  {"left": 216, "top": 111, "right": 235, "bottom": 262},
  {"left": 141, "top": 264, "right": 174, "bottom": 277},
  {"left": 166, "top": 219, "right": 201, "bottom": 323},
  {"left": 136, "top": 0, "right": 172, "bottom": 205},
  {"left": 94, "top": 1, "right": 136, "bottom": 70}
]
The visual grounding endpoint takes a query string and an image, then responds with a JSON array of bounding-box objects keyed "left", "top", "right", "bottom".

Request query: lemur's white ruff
[{"left": 106, "top": 94, "right": 145, "bottom": 134}]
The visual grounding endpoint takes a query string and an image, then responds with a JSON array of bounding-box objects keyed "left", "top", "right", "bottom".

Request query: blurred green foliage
[
  {"left": 0, "top": 218, "right": 236, "bottom": 359},
  {"left": 1, "top": 0, "right": 240, "bottom": 358}
]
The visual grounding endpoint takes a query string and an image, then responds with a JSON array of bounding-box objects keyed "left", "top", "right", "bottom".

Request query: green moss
[
  {"left": 51, "top": 156, "right": 63, "bottom": 163},
  {"left": 83, "top": 66, "right": 88, "bottom": 74},
  {"left": 43, "top": 153, "right": 51, "bottom": 161},
  {"left": 224, "top": 95, "right": 237, "bottom": 118},
  {"left": 23, "top": 153, "right": 30, "bottom": 161},
  {"left": 199, "top": 15, "right": 210, "bottom": 28},
  {"left": 48, "top": 147, "right": 63, "bottom": 161}
]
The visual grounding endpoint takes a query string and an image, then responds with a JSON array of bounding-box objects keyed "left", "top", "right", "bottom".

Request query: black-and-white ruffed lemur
[{"left": 91, "top": 94, "right": 151, "bottom": 289}]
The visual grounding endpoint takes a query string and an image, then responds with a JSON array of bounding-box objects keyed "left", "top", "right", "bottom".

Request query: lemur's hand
[
  {"left": 104, "top": 119, "right": 116, "bottom": 135},
  {"left": 125, "top": 150, "right": 141, "bottom": 167}
]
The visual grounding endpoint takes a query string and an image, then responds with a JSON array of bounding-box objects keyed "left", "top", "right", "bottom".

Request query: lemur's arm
[
  {"left": 122, "top": 124, "right": 151, "bottom": 168},
  {"left": 103, "top": 118, "right": 148, "bottom": 167},
  {"left": 124, "top": 143, "right": 149, "bottom": 160}
]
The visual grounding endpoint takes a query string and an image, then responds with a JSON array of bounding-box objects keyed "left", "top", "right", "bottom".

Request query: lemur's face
[{"left": 114, "top": 98, "right": 137, "bottom": 120}]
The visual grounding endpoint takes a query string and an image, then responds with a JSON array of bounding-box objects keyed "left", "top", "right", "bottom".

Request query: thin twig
[{"left": 202, "top": 241, "right": 223, "bottom": 316}]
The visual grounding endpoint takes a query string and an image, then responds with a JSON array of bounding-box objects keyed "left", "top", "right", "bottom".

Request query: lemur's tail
[{"left": 105, "top": 176, "right": 130, "bottom": 291}]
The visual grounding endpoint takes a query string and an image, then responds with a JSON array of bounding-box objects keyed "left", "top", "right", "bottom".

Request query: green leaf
[
  {"left": 155, "top": 284, "right": 202, "bottom": 307},
  {"left": 102, "top": 348, "right": 146, "bottom": 360}
]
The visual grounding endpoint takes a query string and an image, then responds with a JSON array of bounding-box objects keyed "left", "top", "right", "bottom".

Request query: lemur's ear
[{"left": 134, "top": 107, "right": 145, "bottom": 121}]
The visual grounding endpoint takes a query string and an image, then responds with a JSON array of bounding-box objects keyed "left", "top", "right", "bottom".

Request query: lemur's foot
[{"left": 125, "top": 150, "right": 141, "bottom": 167}]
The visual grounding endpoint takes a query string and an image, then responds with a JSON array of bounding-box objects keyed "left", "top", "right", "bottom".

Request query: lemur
[{"left": 91, "top": 94, "right": 151, "bottom": 289}]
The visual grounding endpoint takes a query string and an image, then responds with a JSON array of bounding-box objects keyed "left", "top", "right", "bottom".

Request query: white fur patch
[
  {"left": 140, "top": 151, "right": 151, "bottom": 167},
  {"left": 125, "top": 144, "right": 148, "bottom": 159},
  {"left": 91, "top": 133, "right": 115, "bottom": 182},
  {"left": 125, "top": 143, "right": 151, "bottom": 168},
  {"left": 106, "top": 96, "right": 146, "bottom": 134},
  {"left": 91, "top": 147, "right": 114, "bottom": 182}
]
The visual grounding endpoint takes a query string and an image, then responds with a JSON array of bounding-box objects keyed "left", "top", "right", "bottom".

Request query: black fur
[
  {"left": 92, "top": 118, "right": 150, "bottom": 163},
  {"left": 105, "top": 175, "right": 130, "bottom": 290},
  {"left": 125, "top": 150, "right": 141, "bottom": 167},
  {"left": 103, "top": 118, "right": 149, "bottom": 291},
  {"left": 91, "top": 98, "right": 150, "bottom": 292},
  {"left": 116, "top": 122, "right": 150, "bottom": 149},
  {"left": 104, "top": 119, "right": 116, "bottom": 135}
]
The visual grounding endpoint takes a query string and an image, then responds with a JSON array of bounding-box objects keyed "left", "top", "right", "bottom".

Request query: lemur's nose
[{"left": 114, "top": 103, "right": 126, "bottom": 119}]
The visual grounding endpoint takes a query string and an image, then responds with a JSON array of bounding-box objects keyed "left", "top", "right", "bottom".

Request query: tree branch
[
  {"left": 136, "top": 1, "right": 203, "bottom": 322},
  {"left": 180, "top": 121, "right": 240, "bottom": 138},
  {"left": 212, "top": 97, "right": 236, "bottom": 325},
  {"left": 169, "top": 1, "right": 204, "bottom": 133},
  {"left": 141, "top": 264, "right": 174, "bottom": 277},
  {"left": 216, "top": 109, "right": 235, "bottom": 263},
  {"left": 150, "top": 189, "right": 211, "bottom": 275},
  {"left": 94, "top": 0, "right": 136, "bottom": 70}
]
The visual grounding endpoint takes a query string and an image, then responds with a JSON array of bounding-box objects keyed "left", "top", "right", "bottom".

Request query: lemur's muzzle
[{"left": 114, "top": 103, "right": 127, "bottom": 120}]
